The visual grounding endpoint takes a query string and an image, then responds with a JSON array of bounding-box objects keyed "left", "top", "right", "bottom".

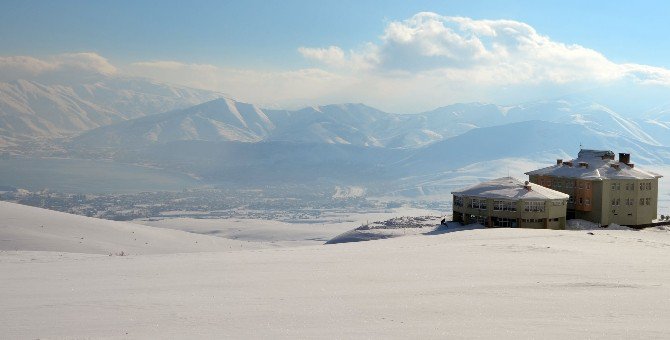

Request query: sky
[{"left": 1, "top": 0, "right": 670, "bottom": 112}]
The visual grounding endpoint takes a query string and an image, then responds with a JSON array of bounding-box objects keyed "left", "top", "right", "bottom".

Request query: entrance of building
[{"left": 492, "top": 217, "right": 517, "bottom": 228}]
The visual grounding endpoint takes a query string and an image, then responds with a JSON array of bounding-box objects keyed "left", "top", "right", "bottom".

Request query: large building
[
  {"left": 526, "top": 149, "right": 663, "bottom": 226},
  {"left": 452, "top": 177, "right": 569, "bottom": 229}
]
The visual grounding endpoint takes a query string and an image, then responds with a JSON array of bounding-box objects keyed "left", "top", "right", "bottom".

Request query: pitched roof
[
  {"left": 525, "top": 149, "right": 662, "bottom": 180},
  {"left": 452, "top": 177, "right": 569, "bottom": 200}
]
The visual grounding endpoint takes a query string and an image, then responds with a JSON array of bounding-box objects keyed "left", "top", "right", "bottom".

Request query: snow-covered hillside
[
  {"left": 65, "top": 97, "right": 670, "bottom": 154},
  {"left": 4, "top": 220, "right": 670, "bottom": 338},
  {"left": 0, "top": 201, "right": 260, "bottom": 254},
  {"left": 0, "top": 76, "right": 224, "bottom": 144},
  {"left": 72, "top": 98, "right": 275, "bottom": 148}
]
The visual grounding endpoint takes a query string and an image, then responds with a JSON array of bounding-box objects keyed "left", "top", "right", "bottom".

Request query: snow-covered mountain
[
  {"left": 266, "top": 103, "right": 454, "bottom": 147},
  {"left": 399, "top": 120, "right": 670, "bottom": 174},
  {"left": 0, "top": 76, "right": 225, "bottom": 145},
  {"left": 72, "top": 98, "right": 275, "bottom": 151},
  {"left": 73, "top": 101, "right": 445, "bottom": 150}
]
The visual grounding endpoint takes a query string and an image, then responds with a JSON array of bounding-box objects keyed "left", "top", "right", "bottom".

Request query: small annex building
[{"left": 452, "top": 177, "right": 569, "bottom": 229}]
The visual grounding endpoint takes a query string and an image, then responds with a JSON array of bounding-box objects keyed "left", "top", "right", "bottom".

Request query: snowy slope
[
  {"left": 0, "top": 77, "right": 224, "bottom": 143},
  {"left": 0, "top": 201, "right": 260, "bottom": 254},
  {"left": 401, "top": 120, "right": 670, "bottom": 175},
  {"left": 3, "top": 227, "right": 670, "bottom": 338},
  {"left": 74, "top": 102, "right": 443, "bottom": 149},
  {"left": 71, "top": 98, "right": 275, "bottom": 149},
  {"left": 67, "top": 97, "right": 669, "bottom": 155}
]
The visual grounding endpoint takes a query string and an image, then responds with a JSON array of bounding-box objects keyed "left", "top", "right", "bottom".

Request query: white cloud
[
  {"left": 3, "top": 13, "right": 670, "bottom": 113},
  {"left": 128, "top": 60, "right": 352, "bottom": 109},
  {"left": 298, "top": 46, "right": 346, "bottom": 67},
  {"left": 0, "top": 52, "right": 117, "bottom": 82},
  {"left": 286, "top": 12, "right": 670, "bottom": 111},
  {"left": 300, "top": 12, "right": 670, "bottom": 87}
]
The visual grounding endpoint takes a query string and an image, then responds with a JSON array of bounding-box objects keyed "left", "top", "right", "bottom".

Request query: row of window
[
  {"left": 456, "top": 197, "right": 549, "bottom": 212},
  {"left": 611, "top": 198, "right": 653, "bottom": 206},
  {"left": 468, "top": 198, "right": 487, "bottom": 210},
  {"left": 568, "top": 196, "right": 591, "bottom": 205},
  {"left": 524, "top": 201, "right": 545, "bottom": 212},
  {"left": 610, "top": 182, "right": 653, "bottom": 191},
  {"left": 544, "top": 180, "right": 591, "bottom": 190},
  {"left": 493, "top": 200, "right": 517, "bottom": 212}
]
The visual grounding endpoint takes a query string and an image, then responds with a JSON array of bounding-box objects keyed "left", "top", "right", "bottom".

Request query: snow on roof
[
  {"left": 452, "top": 177, "right": 569, "bottom": 200},
  {"left": 525, "top": 149, "right": 662, "bottom": 180}
]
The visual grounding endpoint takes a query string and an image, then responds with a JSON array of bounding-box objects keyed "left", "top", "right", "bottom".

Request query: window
[
  {"left": 579, "top": 182, "right": 584, "bottom": 189},
  {"left": 612, "top": 183, "right": 616, "bottom": 190},
  {"left": 569, "top": 196, "right": 574, "bottom": 203},
  {"left": 611, "top": 199, "right": 616, "bottom": 206},
  {"left": 454, "top": 196, "right": 463, "bottom": 207},
  {"left": 640, "top": 198, "right": 645, "bottom": 206},
  {"left": 616, "top": 183, "right": 621, "bottom": 190},
  {"left": 586, "top": 183, "right": 591, "bottom": 189},
  {"left": 585, "top": 199, "right": 590, "bottom": 205},
  {"left": 494, "top": 217, "right": 516, "bottom": 228},
  {"left": 640, "top": 183, "right": 644, "bottom": 190},
  {"left": 470, "top": 198, "right": 487, "bottom": 210},
  {"left": 469, "top": 215, "right": 486, "bottom": 225},
  {"left": 616, "top": 198, "right": 620, "bottom": 206},
  {"left": 525, "top": 201, "right": 545, "bottom": 212},
  {"left": 493, "top": 200, "right": 516, "bottom": 212},
  {"left": 647, "top": 183, "right": 652, "bottom": 190},
  {"left": 646, "top": 198, "right": 651, "bottom": 205},
  {"left": 579, "top": 197, "right": 583, "bottom": 204}
]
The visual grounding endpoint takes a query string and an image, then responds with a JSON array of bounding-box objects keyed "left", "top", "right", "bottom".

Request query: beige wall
[
  {"left": 529, "top": 175, "right": 659, "bottom": 226},
  {"left": 453, "top": 195, "right": 567, "bottom": 229}
]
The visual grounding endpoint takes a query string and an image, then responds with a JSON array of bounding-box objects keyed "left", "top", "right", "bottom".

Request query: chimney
[
  {"left": 611, "top": 163, "right": 620, "bottom": 170},
  {"left": 628, "top": 163, "right": 634, "bottom": 169},
  {"left": 578, "top": 162, "right": 589, "bottom": 168},
  {"left": 557, "top": 159, "right": 563, "bottom": 165},
  {"left": 524, "top": 181, "right": 532, "bottom": 191},
  {"left": 564, "top": 161, "right": 573, "bottom": 167},
  {"left": 619, "top": 153, "right": 631, "bottom": 165}
]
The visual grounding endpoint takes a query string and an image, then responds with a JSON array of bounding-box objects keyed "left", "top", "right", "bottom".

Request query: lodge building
[{"left": 525, "top": 150, "right": 662, "bottom": 226}]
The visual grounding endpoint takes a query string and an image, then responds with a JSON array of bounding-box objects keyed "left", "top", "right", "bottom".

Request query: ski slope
[{"left": 3, "top": 202, "right": 670, "bottom": 338}]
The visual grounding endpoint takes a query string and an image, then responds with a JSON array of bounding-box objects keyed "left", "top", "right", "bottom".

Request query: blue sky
[
  {"left": 2, "top": 0, "right": 670, "bottom": 67},
  {"left": 2, "top": 0, "right": 670, "bottom": 111}
]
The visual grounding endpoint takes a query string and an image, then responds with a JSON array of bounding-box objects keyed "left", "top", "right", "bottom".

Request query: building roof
[
  {"left": 525, "top": 149, "right": 663, "bottom": 180},
  {"left": 452, "top": 177, "right": 569, "bottom": 200}
]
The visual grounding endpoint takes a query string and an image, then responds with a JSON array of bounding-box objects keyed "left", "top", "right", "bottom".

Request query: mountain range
[
  {"left": 2, "top": 74, "right": 670, "bottom": 195},
  {"left": 70, "top": 96, "right": 670, "bottom": 151},
  {"left": 0, "top": 76, "right": 225, "bottom": 148}
]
